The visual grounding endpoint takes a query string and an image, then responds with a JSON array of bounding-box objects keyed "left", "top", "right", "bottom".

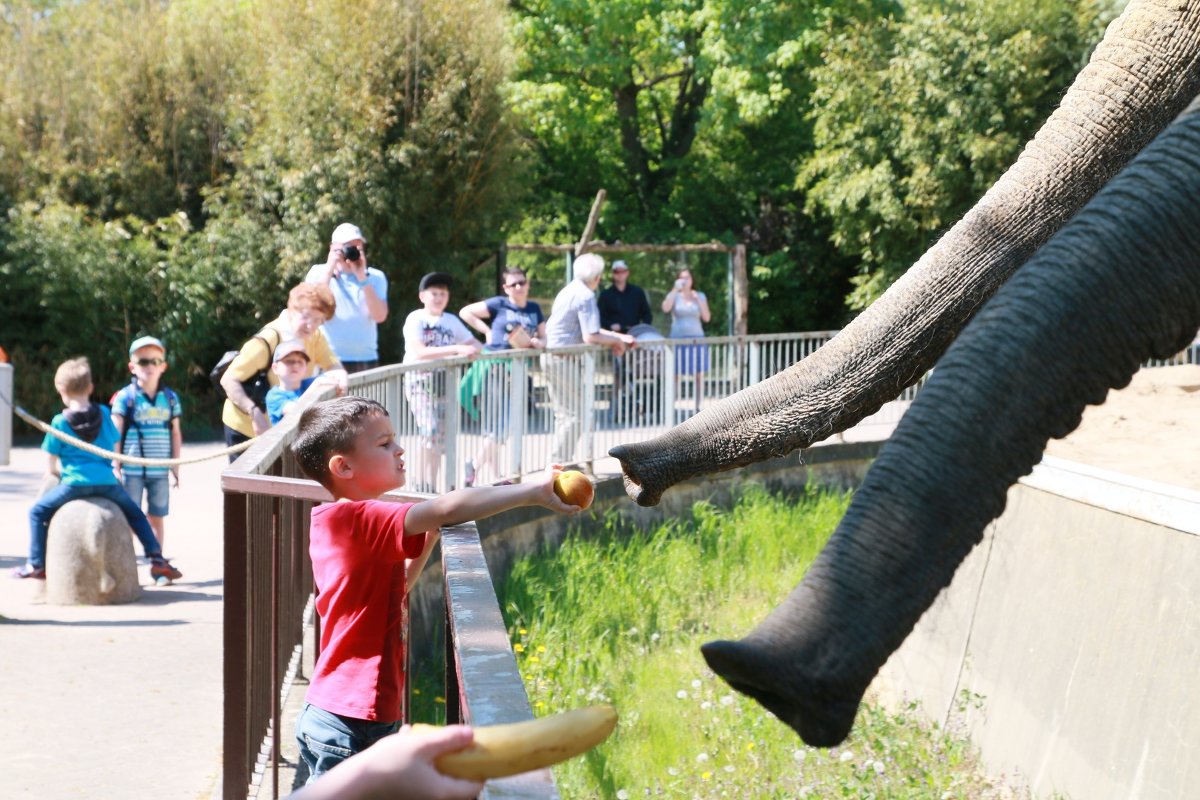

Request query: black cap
[{"left": 419, "top": 272, "right": 454, "bottom": 291}]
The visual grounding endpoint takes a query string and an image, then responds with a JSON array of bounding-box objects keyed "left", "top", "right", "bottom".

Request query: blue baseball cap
[{"left": 129, "top": 335, "right": 166, "bottom": 357}]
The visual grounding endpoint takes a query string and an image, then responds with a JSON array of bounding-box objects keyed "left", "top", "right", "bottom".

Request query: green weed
[{"left": 496, "top": 484, "right": 1028, "bottom": 799}]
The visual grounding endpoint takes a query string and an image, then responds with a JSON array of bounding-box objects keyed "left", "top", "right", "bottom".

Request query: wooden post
[
  {"left": 574, "top": 189, "right": 607, "bottom": 256},
  {"left": 732, "top": 244, "right": 749, "bottom": 337}
]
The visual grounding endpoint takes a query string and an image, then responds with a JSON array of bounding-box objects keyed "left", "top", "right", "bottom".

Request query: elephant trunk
[
  {"left": 613, "top": 0, "right": 1200, "bottom": 507},
  {"left": 701, "top": 111, "right": 1200, "bottom": 746}
]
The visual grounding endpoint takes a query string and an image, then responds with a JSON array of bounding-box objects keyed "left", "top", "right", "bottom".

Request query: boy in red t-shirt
[{"left": 290, "top": 395, "right": 581, "bottom": 785}]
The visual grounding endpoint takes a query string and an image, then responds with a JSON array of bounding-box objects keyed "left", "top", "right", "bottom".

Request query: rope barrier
[{"left": 3, "top": 390, "right": 256, "bottom": 465}]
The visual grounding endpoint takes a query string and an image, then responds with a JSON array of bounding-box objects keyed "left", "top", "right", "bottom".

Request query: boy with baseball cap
[
  {"left": 112, "top": 335, "right": 183, "bottom": 571},
  {"left": 265, "top": 339, "right": 319, "bottom": 425}
]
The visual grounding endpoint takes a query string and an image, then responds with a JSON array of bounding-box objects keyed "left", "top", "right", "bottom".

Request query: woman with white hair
[{"left": 542, "top": 253, "right": 637, "bottom": 466}]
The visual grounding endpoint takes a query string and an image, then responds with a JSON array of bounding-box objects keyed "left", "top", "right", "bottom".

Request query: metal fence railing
[{"left": 350, "top": 332, "right": 890, "bottom": 493}]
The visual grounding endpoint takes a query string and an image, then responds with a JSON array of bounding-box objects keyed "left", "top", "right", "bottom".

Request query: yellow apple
[{"left": 553, "top": 470, "right": 594, "bottom": 509}]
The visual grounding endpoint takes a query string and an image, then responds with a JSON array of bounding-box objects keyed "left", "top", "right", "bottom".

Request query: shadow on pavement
[{"left": 0, "top": 617, "right": 188, "bottom": 627}]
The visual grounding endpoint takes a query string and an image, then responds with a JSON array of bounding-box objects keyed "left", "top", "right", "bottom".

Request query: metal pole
[{"left": 0, "top": 363, "right": 11, "bottom": 466}]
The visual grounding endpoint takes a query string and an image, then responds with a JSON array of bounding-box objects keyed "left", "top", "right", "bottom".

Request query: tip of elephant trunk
[
  {"left": 608, "top": 443, "right": 665, "bottom": 507},
  {"left": 700, "top": 638, "right": 861, "bottom": 748}
]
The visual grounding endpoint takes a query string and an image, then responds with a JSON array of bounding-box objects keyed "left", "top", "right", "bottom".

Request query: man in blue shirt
[{"left": 306, "top": 222, "right": 389, "bottom": 372}]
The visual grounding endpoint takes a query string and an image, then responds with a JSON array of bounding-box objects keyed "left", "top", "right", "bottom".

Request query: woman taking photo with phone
[{"left": 661, "top": 267, "right": 710, "bottom": 414}]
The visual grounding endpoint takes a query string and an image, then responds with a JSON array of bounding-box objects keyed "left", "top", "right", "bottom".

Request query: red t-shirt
[{"left": 305, "top": 500, "right": 428, "bottom": 722}]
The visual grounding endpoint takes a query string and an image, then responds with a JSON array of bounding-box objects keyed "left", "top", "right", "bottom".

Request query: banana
[{"left": 414, "top": 704, "right": 618, "bottom": 781}]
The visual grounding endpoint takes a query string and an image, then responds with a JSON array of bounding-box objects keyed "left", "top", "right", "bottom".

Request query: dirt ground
[{"left": 1043, "top": 364, "right": 1200, "bottom": 492}]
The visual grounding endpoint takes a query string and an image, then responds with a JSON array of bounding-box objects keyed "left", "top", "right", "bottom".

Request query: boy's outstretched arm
[{"left": 404, "top": 467, "right": 579, "bottom": 535}]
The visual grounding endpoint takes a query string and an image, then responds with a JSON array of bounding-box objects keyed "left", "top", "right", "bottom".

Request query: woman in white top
[{"left": 661, "top": 268, "right": 711, "bottom": 412}]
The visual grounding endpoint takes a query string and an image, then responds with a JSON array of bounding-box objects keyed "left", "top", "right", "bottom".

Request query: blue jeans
[
  {"left": 296, "top": 703, "right": 399, "bottom": 784},
  {"left": 27, "top": 482, "right": 161, "bottom": 570},
  {"left": 123, "top": 472, "right": 171, "bottom": 517}
]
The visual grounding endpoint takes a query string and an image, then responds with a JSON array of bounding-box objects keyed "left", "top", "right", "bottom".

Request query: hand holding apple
[{"left": 553, "top": 470, "right": 594, "bottom": 510}]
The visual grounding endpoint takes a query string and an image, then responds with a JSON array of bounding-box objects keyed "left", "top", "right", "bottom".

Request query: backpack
[
  {"left": 112, "top": 381, "right": 180, "bottom": 476},
  {"left": 209, "top": 328, "right": 282, "bottom": 412}
]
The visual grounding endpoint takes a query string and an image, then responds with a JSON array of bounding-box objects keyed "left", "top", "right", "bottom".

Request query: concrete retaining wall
[{"left": 876, "top": 456, "right": 1200, "bottom": 800}]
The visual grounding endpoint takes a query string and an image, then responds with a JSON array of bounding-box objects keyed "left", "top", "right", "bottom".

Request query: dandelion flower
[
  {"left": 529, "top": 655, "right": 540, "bottom": 663},
  {"left": 792, "top": 749, "right": 806, "bottom": 762},
  {"left": 696, "top": 752, "right": 709, "bottom": 763},
  {"left": 701, "top": 771, "right": 712, "bottom": 781},
  {"left": 700, "top": 701, "right": 712, "bottom": 710},
  {"left": 412, "top": 688, "right": 421, "bottom": 695},
  {"left": 435, "top": 696, "right": 446, "bottom": 704},
  {"left": 676, "top": 690, "right": 688, "bottom": 700},
  {"left": 514, "top": 643, "right": 525, "bottom": 653},
  {"left": 519, "top": 628, "right": 527, "bottom": 635},
  {"left": 616, "top": 791, "right": 629, "bottom": 800},
  {"left": 745, "top": 742, "right": 755, "bottom": 751},
  {"left": 873, "top": 760, "right": 885, "bottom": 775},
  {"left": 719, "top": 695, "right": 734, "bottom": 706},
  {"left": 537, "top": 644, "right": 547, "bottom": 653},
  {"left": 535, "top": 700, "right": 545, "bottom": 708},
  {"left": 839, "top": 750, "right": 854, "bottom": 763},
  {"left": 651, "top": 632, "right": 660, "bottom": 642},
  {"left": 691, "top": 679, "right": 701, "bottom": 689}
]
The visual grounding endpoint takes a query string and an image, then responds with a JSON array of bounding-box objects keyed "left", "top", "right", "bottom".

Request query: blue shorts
[{"left": 123, "top": 472, "right": 171, "bottom": 517}]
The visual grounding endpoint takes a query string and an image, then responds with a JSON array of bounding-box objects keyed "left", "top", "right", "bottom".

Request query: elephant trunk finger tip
[{"left": 701, "top": 637, "right": 864, "bottom": 748}]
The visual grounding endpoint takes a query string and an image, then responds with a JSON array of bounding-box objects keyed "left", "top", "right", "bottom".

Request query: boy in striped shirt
[{"left": 112, "top": 336, "right": 182, "bottom": 572}]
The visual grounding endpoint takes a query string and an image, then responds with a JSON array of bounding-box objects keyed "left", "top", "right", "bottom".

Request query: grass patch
[{"left": 492, "top": 484, "right": 1023, "bottom": 799}]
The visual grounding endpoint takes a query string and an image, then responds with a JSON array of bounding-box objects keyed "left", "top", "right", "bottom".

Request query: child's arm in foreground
[
  {"left": 286, "top": 724, "right": 483, "bottom": 800},
  {"left": 404, "top": 467, "right": 578, "bottom": 535}
]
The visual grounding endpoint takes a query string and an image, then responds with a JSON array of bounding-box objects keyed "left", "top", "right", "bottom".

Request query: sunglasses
[
  {"left": 135, "top": 357, "right": 165, "bottom": 367},
  {"left": 505, "top": 279, "right": 528, "bottom": 289}
]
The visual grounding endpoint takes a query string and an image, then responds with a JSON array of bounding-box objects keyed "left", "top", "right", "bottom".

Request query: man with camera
[{"left": 305, "top": 222, "right": 389, "bottom": 373}]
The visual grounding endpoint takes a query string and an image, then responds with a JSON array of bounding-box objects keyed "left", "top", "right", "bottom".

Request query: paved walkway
[{"left": 0, "top": 441, "right": 231, "bottom": 800}]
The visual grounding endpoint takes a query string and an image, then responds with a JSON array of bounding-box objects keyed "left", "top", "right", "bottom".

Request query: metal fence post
[
  {"left": 582, "top": 349, "right": 596, "bottom": 470},
  {"left": 662, "top": 344, "right": 676, "bottom": 428},
  {"left": 0, "top": 362, "right": 11, "bottom": 466},
  {"left": 509, "top": 356, "right": 527, "bottom": 478},
  {"left": 445, "top": 364, "right": 462, "bottom": 491}
]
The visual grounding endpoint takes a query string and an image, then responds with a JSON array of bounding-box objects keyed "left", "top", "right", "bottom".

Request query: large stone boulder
[{"left": 45, "top": 497, "right": 142, "bottom": 605}]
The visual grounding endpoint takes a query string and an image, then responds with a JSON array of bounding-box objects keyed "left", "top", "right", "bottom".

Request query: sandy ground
[{"left": 1043, "top": 364, "right": 1200, "bottom": 491}]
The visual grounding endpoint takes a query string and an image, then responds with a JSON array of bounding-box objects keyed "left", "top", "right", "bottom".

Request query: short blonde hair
[
  {"left": 54, "top": 357, "right": 92, "bottom": 395},
  {"left": 288, "top": 282, "right": 337, "bottom": 320}
]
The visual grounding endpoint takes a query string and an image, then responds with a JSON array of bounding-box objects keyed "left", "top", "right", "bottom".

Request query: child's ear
[{"left": 328, "top": 453, "right": 353, "bottom": 480}]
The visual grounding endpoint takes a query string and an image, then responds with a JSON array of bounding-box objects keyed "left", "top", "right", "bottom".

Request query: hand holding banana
[{"left": 413, "top": 704, "right": 618, "bottom": 781}]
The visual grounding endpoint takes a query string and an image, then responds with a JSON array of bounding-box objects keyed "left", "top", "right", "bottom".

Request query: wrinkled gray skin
[{"left": 611, "top": 0, "right": 1200, "bottom": 746}]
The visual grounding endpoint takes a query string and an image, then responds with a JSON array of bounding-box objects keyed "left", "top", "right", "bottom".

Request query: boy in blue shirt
[
  {"left": 112, "top": 335, "right": 182, "bottom": 558},
  {"left": 265, "top": 339, "right": 319, "bottom": 425},
  {"left": 12, "top": 357, "right": 182, "bottom": 583}
]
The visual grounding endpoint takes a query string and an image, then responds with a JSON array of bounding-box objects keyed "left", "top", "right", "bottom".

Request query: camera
[
  {"left": 340, "top": 245, "right": 362, "bottom": 262},
  {"left": 675, "top": 279, "right": 685, "bottom": 290}
]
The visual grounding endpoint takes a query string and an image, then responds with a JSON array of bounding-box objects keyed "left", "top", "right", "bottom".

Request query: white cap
[
  {"left": 331, "top": 222, "right": 365, "bottom": 244},
  {"left": 612, "top": 260, "right": 629, "bottom": 271}
]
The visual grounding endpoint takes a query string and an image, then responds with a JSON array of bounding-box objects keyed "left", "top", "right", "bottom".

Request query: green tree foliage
[
  {"left": 507, "top": 0, "right": 889, "bottom": 332},
  {"left": 799, "top": 0, "right": 1110, "bottom": 310},
  {"left": 0, "top": 0, "right": 522, "bottom": 431}
]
